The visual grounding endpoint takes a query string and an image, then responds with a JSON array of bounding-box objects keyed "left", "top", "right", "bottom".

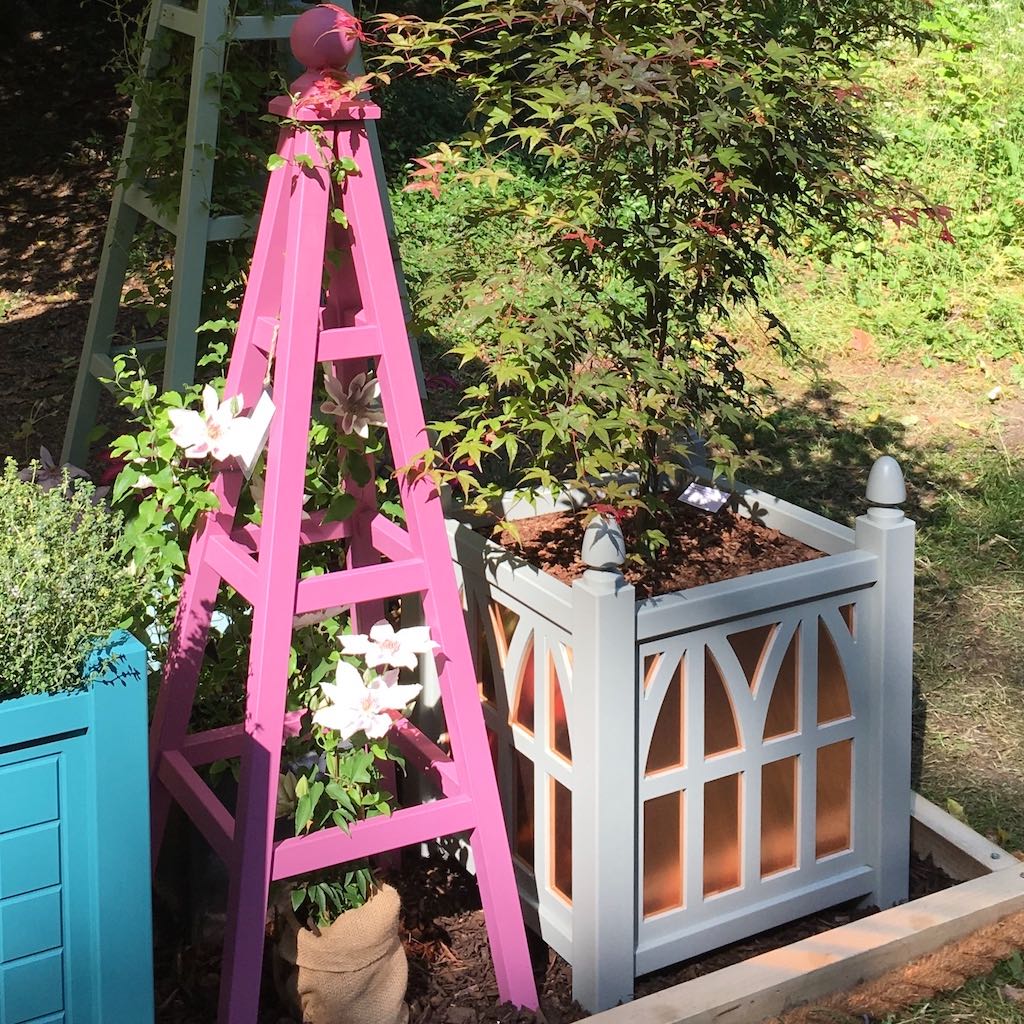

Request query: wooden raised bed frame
[{"left": 586, "top": 793, "right": 1024, "bottom": 1024}]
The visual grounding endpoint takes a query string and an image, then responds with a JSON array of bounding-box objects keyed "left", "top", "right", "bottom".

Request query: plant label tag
[
  {"left": 237, "top": 389, "right": 275, "bottom": 479},
  {"left": 679, "top": 481, "right": 729, "bottom": 513}
]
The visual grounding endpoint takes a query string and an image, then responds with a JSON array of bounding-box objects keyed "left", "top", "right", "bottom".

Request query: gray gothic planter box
[{"left": 431, "top": 458, "right": 914, "bottom": 1014}]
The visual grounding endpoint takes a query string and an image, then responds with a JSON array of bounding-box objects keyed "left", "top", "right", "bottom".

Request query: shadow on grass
[{"left": 749, "top": 372, "right": 1024, "bottom": 848}]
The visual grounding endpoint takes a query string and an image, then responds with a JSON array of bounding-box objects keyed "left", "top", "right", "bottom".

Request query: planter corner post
[
  {"left": 855, "top": 455, "right": 915, "bottom": 908},
  {"left": 570, "top": 515, "right": 637, "bottom": 1010}
]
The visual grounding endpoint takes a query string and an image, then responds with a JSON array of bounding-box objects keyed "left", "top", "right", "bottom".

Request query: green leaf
[{"left": 323, "top": 492, "right": 357, "bottom": 524}]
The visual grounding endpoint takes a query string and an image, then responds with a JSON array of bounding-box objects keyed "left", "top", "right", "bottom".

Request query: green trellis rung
[{"left": 63, "top": 0, "right": 419, "bottom": 466}]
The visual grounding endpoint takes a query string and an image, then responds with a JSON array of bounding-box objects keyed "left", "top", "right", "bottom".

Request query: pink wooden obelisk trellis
[{"left": 147, "top": 9, "right": 538, "bottom": 1022}]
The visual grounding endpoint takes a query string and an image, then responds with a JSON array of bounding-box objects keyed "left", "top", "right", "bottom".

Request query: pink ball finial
[{"left": 291, "top": 4, "right": 362, "bottom": 71}]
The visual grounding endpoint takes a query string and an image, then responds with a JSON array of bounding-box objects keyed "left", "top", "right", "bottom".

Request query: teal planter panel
[{"left": 0, "top": 631, "right": 153, "bottom": 1024}]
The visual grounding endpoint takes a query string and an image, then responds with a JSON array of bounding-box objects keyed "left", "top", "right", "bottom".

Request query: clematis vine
[
  {"left": 312, "top": 660, "right": 422, "bottom": 742},
  {"left": 168, "top": 384, "right": 255, "bottom": 461},
  {"left": 340, "top": 619, "right": 439, "bottom": 670},
  {"left": 249, "top": 470, "right": 311, "bottom": 521},
  {"left": 320, "top": 371, "right": 386, "bottom": 439}
]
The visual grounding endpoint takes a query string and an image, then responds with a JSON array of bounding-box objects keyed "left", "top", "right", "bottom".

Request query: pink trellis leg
[
  {"left": 148, "top": 10, "right": 539, "bottom": 1021},
  {"left": 148, "top": 127, "right": 297, "bottom": 861},
  {"left": 218, "top": 120, "right": 329, "bottom": 1024},
  {"left": 335, "top": 119, "right": 537, "bottom": 1006}
]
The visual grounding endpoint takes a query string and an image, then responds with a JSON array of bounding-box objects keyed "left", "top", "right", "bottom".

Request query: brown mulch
[
  {"left": 153, "top": 850, "right": 956, "bottom": 1024},
  {"left": 496, "top": 503, "right": 823, "bottom": 600}
]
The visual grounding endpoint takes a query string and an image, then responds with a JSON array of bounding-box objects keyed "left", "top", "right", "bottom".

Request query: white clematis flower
[
  {"left": 320, "top": 371, "right": 386, "bottom": 439},
  {"left": 168, "top": 384, "right": 254, "bottom": 461},
  {"left": 312, "top": 661, "right": 422, "bottom": 741},
  {"left": 340, "top": 620, "right": 439, "bottom": 670}
]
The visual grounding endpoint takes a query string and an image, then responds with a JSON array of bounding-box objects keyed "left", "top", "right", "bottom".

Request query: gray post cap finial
[
  {"left": 866, "top": 455, "right": 906, "bottom": 506},
  {"left": 581, "top": 514, "right": 626, "bottom": 571}
]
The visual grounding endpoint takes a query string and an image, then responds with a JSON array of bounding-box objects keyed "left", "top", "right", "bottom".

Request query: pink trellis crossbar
[{"left": 147, "top": 8, "right": 538, "bottom": 1021}]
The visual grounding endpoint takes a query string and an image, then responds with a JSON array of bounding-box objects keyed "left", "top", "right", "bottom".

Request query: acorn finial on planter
[
  {"left": 866, "top": 455, "right": 907, "bottom": 523},
  {"left": 866, "top": 455, "right": 906, "bottom": 507},
  {"left": 581, "top": 514, "right": 627, "bottom": 572}
]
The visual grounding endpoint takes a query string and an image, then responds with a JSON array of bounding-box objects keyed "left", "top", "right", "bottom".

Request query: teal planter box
[{"left": 0, "top": 631, "right": 154, "bottom": 1024}]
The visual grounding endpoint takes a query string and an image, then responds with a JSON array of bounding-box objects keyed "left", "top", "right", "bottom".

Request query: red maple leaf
[
  {"left": 404, "top": 157, "right": 444, "bottom": 199},
  {"left": 561, "top": 229, "right": 602, "bottom": 253}
]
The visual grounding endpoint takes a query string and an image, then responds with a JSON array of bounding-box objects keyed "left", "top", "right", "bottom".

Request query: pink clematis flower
[
  {"left": 320, "top": 372, "right": 386, "bottom": 439},
  {"left": 18, "top": 446, "right": 90, "bottom": 492},
  {"left": 312, "top": 661, "right": 422, "bottom": 742},
  {"left": 168, "top": 385, "right": 252, "bottom": 461},
  {"left": 340, "top": 620, "right": 439, "bottom": 670}
]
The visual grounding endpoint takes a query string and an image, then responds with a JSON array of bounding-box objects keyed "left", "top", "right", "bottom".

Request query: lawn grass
[
  {"left": 765, "top": 0, "right": 1024, "bottom": 368},
  {"left": 739, "top": 0, "right": 1024, "bottom": 863}
]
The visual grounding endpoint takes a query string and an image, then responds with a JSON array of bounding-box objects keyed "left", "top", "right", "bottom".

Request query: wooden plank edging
[
  {"left": 586, "top": 868, "right": 1024, "bottom": 1024},
  {"left": 910, "top": 792, "right": 1016, "bottom": 880},
  {"left": 585, "top": 798, "right": 1024, "bottom": 1024}
]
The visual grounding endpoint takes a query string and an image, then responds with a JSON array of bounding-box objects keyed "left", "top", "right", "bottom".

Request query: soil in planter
[
  {"left": 494, "top": 504, "right": 824, "bottom": 600},
  {"left": 154, "top": 852, "right": 955, "bottom": 1023}
]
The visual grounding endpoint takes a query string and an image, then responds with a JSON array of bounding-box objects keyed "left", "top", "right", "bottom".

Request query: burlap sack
[{"left": 276, "top": 884, "right": 409, "bottom": 1024}]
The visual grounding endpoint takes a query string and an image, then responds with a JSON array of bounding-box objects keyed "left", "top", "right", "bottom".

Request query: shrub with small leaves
[{"left": 0, "top": 460, "right": 146, "bottom": 701}]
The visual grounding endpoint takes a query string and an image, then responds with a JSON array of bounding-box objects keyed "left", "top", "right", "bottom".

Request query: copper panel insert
[
  {"left": 511, "top": 639, "right": 536, "bottom": 734},
  {"left": 486, "top": 727, "right": 499, "bottom": 774},
  {"left": 476, "top": 611, "right": 497, "bottom": 706},
  {"left": 514, "top": 751, "right": 535, "bottom": 869},
  {"left": 761, "top": 755, "right": 798, "bottom": 877},
  {"left": 643, "top": 653, "right": 662, "bottom": 691},
  {"left": 550, "top": 653, "right": 572, "bottom": 763},
  {"left": 647, "top": 658, "right": 685, "bottom": 774},
  {"left": 839, "top": 603, "right": 856, "bottom": 636},
  {"left": 489, "top": 602, "right": 520, "bottom": 662},
  {"left": 728, "top": 624, "right": 776, "bottom": 690},
  {"left": 705, "top": 650, "right": 741, "bottom": 757},
  {"left": 816, "top": 740, "right": 852, "bottom": 859},
  {"left": 763, "top": 627, "right": 800, "bottom": 740},
  {"left": 643, "top": 792, "right": 684, "bottom": 917},
  {"left": 704, "top": 773, "right": 742, "bottom": 896},
  {"left": 817, "top": 617, "right": 852, "bottom": 724},
  {"left": 551, "top": 778, "right": 573, "bottom": 903}
]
